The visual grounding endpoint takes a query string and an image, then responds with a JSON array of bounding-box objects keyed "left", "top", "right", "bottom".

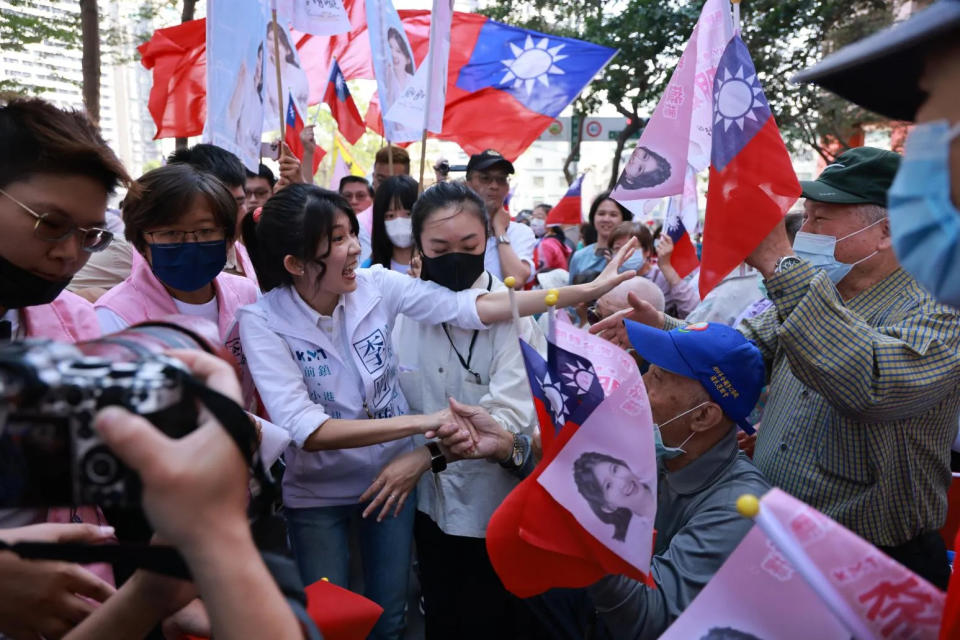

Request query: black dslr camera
[{"left": 0, "top": 324, "right": 207, "bottom": 509}]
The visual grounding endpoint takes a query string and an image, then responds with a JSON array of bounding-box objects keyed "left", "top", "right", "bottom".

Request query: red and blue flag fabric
[
  {"left": 546, "top": 174, "right": 584, "bottom": 226},
  {"left": 323, "top": 59, "right": 365, "bottom": 145},
  {"left": 297, "top": 10, "right": 616, "bottom": 161},
  {"left": 284, "top": 92, "right": 324, "bottom": 176},
  {"left": 701, "top": 36, "right": 801, "bottom": 295},
  {"left": 487, "top": 323, "right": 656, "bottom": 597}
]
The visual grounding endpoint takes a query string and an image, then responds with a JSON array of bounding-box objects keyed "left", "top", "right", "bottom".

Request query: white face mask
[
  {"left": 385, "top": 217, "right": 413, "bottom": 248},
  {"left": 530, "top": 218, "right": 546, "bottom": 237}
]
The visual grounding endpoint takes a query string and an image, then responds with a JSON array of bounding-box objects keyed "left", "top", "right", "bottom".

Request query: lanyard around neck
[{"left": 441, "top": 273, "right": 492, "bottom": 385}]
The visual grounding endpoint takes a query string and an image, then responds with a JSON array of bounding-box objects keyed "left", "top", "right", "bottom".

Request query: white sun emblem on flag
[
  {"left": 713, "top": 65, "right": 765, "bottom": 132},
  {"left": 500, "top": 35, "right": 567, "bottom": 96},
  {"left": 539, "top": 371, "right": 568, "bottom": 425},
  {"left": 561, "top": 361, "right": 596, "bottom": 395}
]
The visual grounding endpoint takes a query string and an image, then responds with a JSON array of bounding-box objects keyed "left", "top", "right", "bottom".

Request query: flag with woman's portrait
[
  {"left": 487, "top": 317, "right": 657, "bottom": 597},
  {"left": 365, "top": 0, "right": 420, "bottom": 142}
]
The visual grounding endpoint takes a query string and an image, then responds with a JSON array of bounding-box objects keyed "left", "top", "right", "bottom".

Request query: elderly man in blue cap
[{"left": 433, "top": 321, "right": 769, "bottom": 639}]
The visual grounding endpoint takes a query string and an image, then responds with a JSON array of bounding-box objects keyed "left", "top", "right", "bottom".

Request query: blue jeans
[{"left": 285, "top": 496, "right": 415, "bottom": 640}]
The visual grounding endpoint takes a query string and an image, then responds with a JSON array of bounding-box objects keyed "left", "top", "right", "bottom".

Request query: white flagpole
[
  {"left": 737, "top": 495, "right": 873, "bottom": 640},
  {"left": 731, "top": 0, "right": 741, "bottom": 35}
]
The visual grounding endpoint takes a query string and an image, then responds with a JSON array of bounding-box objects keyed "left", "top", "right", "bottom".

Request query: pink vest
[
  {"left": 22, "top": 290, "right": 101, "bottom": 343},
  {"left": 95, "top": 251, "right": 258, "bottom": 341},
  {"left": 21, "top": 293, "right": 114, "bottom": 585},
  {"left": 234, "top": 241, "right": 259, "bottom": 288}
]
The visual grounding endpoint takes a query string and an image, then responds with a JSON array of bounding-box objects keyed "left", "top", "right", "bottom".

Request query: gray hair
[{"left": 853, "top": 203, "right": 887, "bottom": 224}]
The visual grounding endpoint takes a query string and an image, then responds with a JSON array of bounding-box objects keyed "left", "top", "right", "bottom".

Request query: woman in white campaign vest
[{"left": 237, "top": 184, "right": 637, "bottom": 640}]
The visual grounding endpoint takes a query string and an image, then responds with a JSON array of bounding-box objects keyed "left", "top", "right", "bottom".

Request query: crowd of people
[{"left": 0, "top": 4, "right": 958, "bottom": 639}]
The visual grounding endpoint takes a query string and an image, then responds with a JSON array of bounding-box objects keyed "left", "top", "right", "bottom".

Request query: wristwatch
[
  {"left": 426, "top": 441, "right": 447, "bottom": 474},
  {"left": 499, "top": 433, "right": 529, "bottom": 470},
  {"left": 496, "top": 234, "right": 511, "bottom": 245},
  {"left": 774, "top": 255, "right": 802, "bottom": 274}
]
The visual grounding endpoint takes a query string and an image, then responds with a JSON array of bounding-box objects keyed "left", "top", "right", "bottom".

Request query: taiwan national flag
[
  {"left": 297, "top": 11, "right": 616, "bottom": 161},
  {"left": 323, "top": 60, "right": 365, "bottom": 145},
  {"left": 701, "top": 36, "right": 801, "bottom": 296},
  {"left": 285, "top": 92, "right": 324, "bottom": 176},
  {"left": 487, "top": 319, "right": 656, "bottom": 597},
  {"left": 546, "top": 174, "right": 584, "bottom": 226}
]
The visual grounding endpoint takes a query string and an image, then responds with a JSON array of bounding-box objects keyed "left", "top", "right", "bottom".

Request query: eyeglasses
[
  {"left": 476, "top": 174, "right": 509, "bottom": 187},
  {"left": 0, "top": 188, "right": 113, "bottom": 253},
  {"left": 587, "top": 304, "right": 603, "bottom": 325},
  {"left": 144, "top": 228, "right": 226, "bottom": 244}
]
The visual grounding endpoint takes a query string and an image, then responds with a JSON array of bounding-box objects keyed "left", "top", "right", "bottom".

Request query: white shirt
[
  {"left": 484, "top": 220, "right": 537, "bottom": 282},
  {"left": 390, "top": 259, "right": 410, "bottom": 275},
  {"left": 96, "top": 296, "right": 220, "bottom": 335},
  {"left": 394, "top": 272, "right": 547, "bottom": 537}
]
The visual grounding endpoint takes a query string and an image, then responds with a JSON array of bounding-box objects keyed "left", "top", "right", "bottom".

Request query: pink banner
[{"left": 537, "top": 321, "right": 656, "bottom": 574}]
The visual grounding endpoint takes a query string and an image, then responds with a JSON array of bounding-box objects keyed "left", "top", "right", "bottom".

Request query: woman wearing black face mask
[{"left": 361, "top": 182, "right": 554, "bottom": 639}]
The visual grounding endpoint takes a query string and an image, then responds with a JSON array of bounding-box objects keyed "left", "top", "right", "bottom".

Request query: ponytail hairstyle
[
  {"left": 241, "top": 183, "right": 358, "bottom": 292},
  {"left": 411, "top": 180, "right": 489, "bottom": 257}
]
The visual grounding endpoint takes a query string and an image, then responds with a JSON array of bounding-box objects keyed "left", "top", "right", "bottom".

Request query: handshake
[{"left": 426, "top": 398, "right": 533, "bottom": 465}]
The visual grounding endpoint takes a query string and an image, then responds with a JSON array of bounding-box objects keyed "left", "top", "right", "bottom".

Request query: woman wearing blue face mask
[{"left": 95, "top": 163, "right": 258, "bottom": 339}]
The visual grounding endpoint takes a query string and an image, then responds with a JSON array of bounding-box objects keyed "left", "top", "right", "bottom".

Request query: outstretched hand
[
  {"left": 589, "top": 290, "right": 664, "bottom": 350},
  {"left": 591, "top": 236, "right": 639, "bottom": 297}
]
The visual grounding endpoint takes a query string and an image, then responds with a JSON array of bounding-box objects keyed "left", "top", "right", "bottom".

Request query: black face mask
[
  {"left": 0, "top": 254, "right": 71, "bottom": 310},
  {"left": 421, "top": 251, "right": 486, "bottom": 292}
]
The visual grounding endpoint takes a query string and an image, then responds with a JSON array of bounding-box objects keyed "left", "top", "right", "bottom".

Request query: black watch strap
[{"left": 426, "top": 441, "right": 447, "bottom": 473}]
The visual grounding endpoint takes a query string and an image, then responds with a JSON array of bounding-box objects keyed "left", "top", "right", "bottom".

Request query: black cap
[
  {"left": 800, "top": 147, "right": 901, "bottom": 207},
  {"left": 791, "top": 0, "right": 960, "bottom": 121},
  {"left": 466, "top": 149, "right": 515, "bottom": 174}
]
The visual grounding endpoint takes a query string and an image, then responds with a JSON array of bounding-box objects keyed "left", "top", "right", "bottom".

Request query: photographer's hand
[
  {"left": 0, "top": 523, "right": 115, "bottom": 640},
  {"left": 93, "top": 350, "right": 303, "bottom": 640}
]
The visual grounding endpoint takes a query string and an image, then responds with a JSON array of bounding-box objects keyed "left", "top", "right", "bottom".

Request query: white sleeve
[
  {"left": 95, "top": 307, "right": 130, "bottom": 335},
  {"left": 257, "top": 417, "right": 292, "bottom": 467},
  {"left": 238, "top": 310, "right": 330, "bottom": 448},
  {"left": 508, "top": 223, "right": 538, "bottom": 282},
  {"left": 370, "top": 266, "right": 488, "bottom": 330}
]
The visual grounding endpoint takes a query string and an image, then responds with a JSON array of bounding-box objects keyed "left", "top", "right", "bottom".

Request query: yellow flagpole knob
[
  {"left": 736, "top": 494, "right": 760, "bottom": 518},
  {"left": 547, "top": 288, "right": 559, "bottom": 297},
  {"left": 544, "top": 293, "right": 559, "bottom": 307},
  {"left": 504, "top": 276, "right": 517, "bottom": 288}
]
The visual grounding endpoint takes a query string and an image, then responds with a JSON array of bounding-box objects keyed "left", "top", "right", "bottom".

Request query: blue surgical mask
[
  {"left": 792, "top": 217, "right": 884, "bottom": 284},
  {"left": 150, "top": 240, "right": 227, "bottom": 292},
  {"left": 888, "top": 120, "right": 960, "bottom": 306},
  {"left": 653, "top": 401, "right": 707, "bottom": 461},
  {"left": 621, "top": 252, "right": 646, "bottom": 274}
]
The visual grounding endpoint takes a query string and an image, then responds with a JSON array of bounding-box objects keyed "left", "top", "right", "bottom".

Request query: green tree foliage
[
  {"left": 481, "top": 0, "right": 894, "bottom": 186},
  {"left": 0, "top": 1, "right": 80, "bottom": 93}
]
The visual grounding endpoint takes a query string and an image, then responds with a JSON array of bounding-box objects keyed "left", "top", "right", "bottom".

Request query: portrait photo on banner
[
  {"left": 538, "top": 349, "right": 657, "bottom": 574},
  {"left": 367, "top": 0, "right": 421, "bottom": 141}
]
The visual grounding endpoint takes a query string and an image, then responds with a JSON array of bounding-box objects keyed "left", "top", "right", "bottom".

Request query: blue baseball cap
[{"left": 625, "top": 320, "right": 764, "bottom": 434}]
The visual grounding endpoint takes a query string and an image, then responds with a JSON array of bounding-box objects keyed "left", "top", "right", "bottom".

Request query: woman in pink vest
[{"left": 95, "top": 164, "right": 258, "bottom": 339}]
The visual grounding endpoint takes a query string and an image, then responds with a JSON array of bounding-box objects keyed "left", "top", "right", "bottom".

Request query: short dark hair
[
  {"left": 339, "top": 175, "right": 374, "bottom": 198},
  {"left": 587, "top": 191, "right": 633, "bottom": 230},
  {"left": 374, "top": 145, "right": 410, "bottom": 169},
  {"left": 242, "top": 183, "right": 358, "bottom": 292},
  {"left": 573, "top": 451, "right": 632, "bottom": 542},
  {"left": 0, "top": 96, "right": 129, "bottom": 193},
  {"left": 609, "top": 221, "right": 653, "bottom": 254},
  {"left": 699, "top": 628, "right": 763, "bottom": 640},
  {"left": 168, "top": 143, "right": 246, "bottom": 189},
  {"left": 617, "top": 146, "right": 672, "bottom": 190},
  {"left": 411, "top": 181, "right": 489, "bottom": 257},
  {"left": 122, "top": 164, "right": 238, "bottom": 253},
  {"left": 533, "top": 204, "right": 553, "bottom": 215},
  {"left": 371, "top": 175, "right": 418, "bottom": 268},
  {"left": 246, "top": 163, "right": 276, "bottom": 188},
  {"left": 784, "top": 212, "right": 804, "bottom": 244}
]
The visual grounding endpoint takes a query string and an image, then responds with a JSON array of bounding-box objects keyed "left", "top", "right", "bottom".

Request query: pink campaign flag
[
  {"left": 611, "top": 0, "right": 732, "bottom": 203},
  {"left": 661, "top": 489, "right": 945, "bottom": 640}
]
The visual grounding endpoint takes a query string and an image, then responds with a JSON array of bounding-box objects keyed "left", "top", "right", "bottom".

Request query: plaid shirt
[{"left": 666, "top": 261, "right": 960, "bottom": 546}]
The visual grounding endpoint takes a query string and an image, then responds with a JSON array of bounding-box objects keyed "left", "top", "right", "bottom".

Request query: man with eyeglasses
[
  {"left": 466, "top": 150, "right": 536, "bottom": 290},
  {"left": 0, "top": 96, "right": 133, "bottom": 638}
]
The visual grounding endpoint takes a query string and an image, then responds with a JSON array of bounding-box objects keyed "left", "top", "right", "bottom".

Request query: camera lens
[{"left": 82, "top": 446, "right": 121, "bottom": 485}]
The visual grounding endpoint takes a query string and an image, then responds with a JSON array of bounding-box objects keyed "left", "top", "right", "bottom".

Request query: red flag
[
  {"left": 487, "top": 322, "right": 656, "bottom": 597},
  {"left": 284, "top": 92, "right": 325, "bottom": 176},
  {"left": 298, "top": 10, "right": 612, "bottom": 162},
  {"left": 700, "top": 36, "right": 801, "bottom": 297},
  {"left": 138, "top": 19, "right": 206, "bottom": 139},
  {"left": 323, "top": 60, "right": 365, "bottom": 145},
  {"left": 304, "top": 580, "right": 382, "bottom": 640},
  {"left": 546, "top": 175, "right": 584, "bottom": 225}
]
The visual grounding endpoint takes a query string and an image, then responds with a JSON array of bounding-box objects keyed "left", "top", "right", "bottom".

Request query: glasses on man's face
[
  {"left": 477, "top": 174, "right": 509, "bottom": 187},
  {"left": 0, "top": 188, "right": 113, "bottom": 253},
  {"left": 144, "top": 228, "right": 226, "bottom": 244},
  {"left": 587, "top": 304, "right": 603, "bottom": 325}
]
